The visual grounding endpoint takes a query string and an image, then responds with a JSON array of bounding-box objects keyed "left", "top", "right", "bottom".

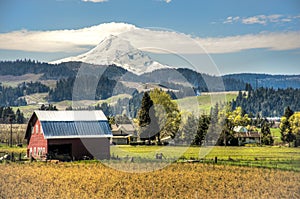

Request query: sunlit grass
[{"left": 111, "top": 145, "right": 300, "bottom": 171}]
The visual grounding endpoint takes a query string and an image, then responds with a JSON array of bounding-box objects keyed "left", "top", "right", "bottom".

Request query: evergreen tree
[
  {"left": 138, "top": 92, "right": 153, "bottom": 127},
  {"left": 175, "top": 113, "right": 197, "bottom": 145},
  {"left": 284, "top": 106, "right": 294, "bottom": 118},
  {"left": 15, "top": 109, "right": 25, "bottom": 124},
  {"left": 193, "top": 114, "right": 210, "bottom": 146},
  {"left": 138, "top": 92, "right": 154, "bottom": 142},
  {"left": 261, "top": 120, "right": 274, "bottom": 145},
  {"left": 280, "top": 107, "right": 295, "bottom": 146}
]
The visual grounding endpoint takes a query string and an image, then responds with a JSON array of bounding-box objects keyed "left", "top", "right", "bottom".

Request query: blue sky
[{"left": 0, "top": 0, "right": 300, "bottom": 75}]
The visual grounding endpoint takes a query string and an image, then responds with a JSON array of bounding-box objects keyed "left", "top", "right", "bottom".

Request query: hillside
[
  {"left": 175, "top": 92, "right": 238, "bottom": 114},
  {"left": 0, "top": 60, "right": 299, "bottom": 119},
  {"left": 224, "top": 73, "right": 300, "bottom": 89}
]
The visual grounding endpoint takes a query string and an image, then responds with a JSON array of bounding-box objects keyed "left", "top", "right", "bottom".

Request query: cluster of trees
[
  {"left": 0, "top": 107, "right": 25, "bottom": 124},
  {"left": 280, "top": 107, "right": 300, "bottom": 147},
  {"left": 0, "top": 81, "right": 49, "bottom": 106},
  {"left": 144, "top": 68, "right": 247, "bottom": 92},
  {"left": 19, "top": 82, "right": 49, "bottom": 95},
  {"left": 0, "top": 60, "right": 78, "bottom": 79},
  {"left": 206, "top": 105, "right": 273, "bottom": 146},
  {"left": 49, "top": 76, "right": 134, "bottom": 101},
  {"left": 0, "top": 84, "right": 26, "bottom": 106},
  {"left": 39, "top": 104, "right": 58, "bottom": 111},
  {"left": 137, "top": 90, "right": 181, "bottom": 144},
  {"left": 223, "top": 73, "right": 300, "bottom": 89},
  {"left": 136, "top": 89, "right": 276, "bottom": 146},
  {"left": 232, "top": 85, "right": 300, "bottom": 117}
]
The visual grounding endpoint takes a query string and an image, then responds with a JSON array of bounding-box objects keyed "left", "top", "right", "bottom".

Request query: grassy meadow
[
  {"left": 110, "top": 145, "right": 300, "bottom": 171},
  {"left": 1, "top": 144, "right": 299, "bottom": 171},
  {"left": 176, "top": 92, "right": 237, "bottom": 114}
]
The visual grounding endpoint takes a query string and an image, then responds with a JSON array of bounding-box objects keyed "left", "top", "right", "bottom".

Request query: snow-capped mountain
[{"left": 51, "top": 35, "right": 172, "bottom": 75}]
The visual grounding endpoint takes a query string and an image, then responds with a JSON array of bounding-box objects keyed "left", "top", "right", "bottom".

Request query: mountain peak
[{"left": 51, "top": 34, "right": 171, "bottom": 75}]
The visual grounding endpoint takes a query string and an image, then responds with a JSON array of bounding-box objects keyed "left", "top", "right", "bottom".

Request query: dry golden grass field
[{"left": 0, "top": 162, "right": 299, "bottom": 199}]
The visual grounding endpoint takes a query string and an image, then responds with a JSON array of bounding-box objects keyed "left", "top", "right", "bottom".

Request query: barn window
[{"left": 38, "top": 147, "right": 43, "bottom": 156}]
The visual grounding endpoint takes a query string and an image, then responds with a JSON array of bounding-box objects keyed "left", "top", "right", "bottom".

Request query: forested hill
[
  {"left": 231, "top": 87, "right": 300, "bottom": 117},
  {"left": 0, "top": 60, "right": 299, "bottom": 93},
  {"left": 0, "top": 60, "right": 80, "bottom": 79},
  {"left": 0, "top": 60, "right": 246, "bottom": 92},
  {"left": 223, "top": 73, "right": 300, "bottom": 89}
]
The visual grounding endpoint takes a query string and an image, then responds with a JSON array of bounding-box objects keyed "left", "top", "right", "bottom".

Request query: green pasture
[
  {"left": 1, "top": 144, "right": 299, "bottom": 171},
  {"left": 175, "top": 93, "right": 237, "bottom": 114},
  {"left": 111, "top": 145, "right": 300, "bottom": 171}
]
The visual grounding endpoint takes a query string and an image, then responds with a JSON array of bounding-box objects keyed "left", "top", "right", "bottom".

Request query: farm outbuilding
[
  {"left": 25, "top": 110, "right": 112, "bottom": 160},
  {"left": 111, "top": 123, "right": 137, "bottom": 145}
]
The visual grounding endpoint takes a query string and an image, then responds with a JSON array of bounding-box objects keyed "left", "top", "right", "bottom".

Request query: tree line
[
  {"left": 0, "top": 107, "right": 25, "bottom": 124},
  {"left": 0, "top": 82, "right": 49, "bottom": 106},
  {"left": 232, "top": 84, "right": 300, "bottom": 117},
  {"left": 136, "top": 89, "right": 276, "bottom": 146}
]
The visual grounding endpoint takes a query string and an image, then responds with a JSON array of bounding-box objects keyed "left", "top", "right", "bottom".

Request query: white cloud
[
  {"left": 224, "top": 14, "right": 299, "bottom": 25},
  {"left": 156, "top": 0, "right": 172, "bottom": 3},
  {"left": 196, "top": 32, "right": 300, "bottom": 53},
  {"left": 0, "top": 22, "right": 136, "bottom": 53},
  {"left": 223, "top": 16, "right": 240, "bottom": 24},
  {"left": 82, "top": 0, "right": 108, "bottom": 2},
  {"left": 242, "top": 15, "right": 267, "bottom": 25},
  {"left": 0, "top": 22, "right": 299, "bottom": 56}
]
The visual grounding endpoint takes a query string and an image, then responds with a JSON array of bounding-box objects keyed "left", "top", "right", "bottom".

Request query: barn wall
[
  {"left": 81, "top": 138, "right": 110, "bottom": 160},
  {"left": 48, "top": 138, "right": 110, "bottom": 160},
  {"left": 27, "top": 120, "right": 47, "bottom": 158}
]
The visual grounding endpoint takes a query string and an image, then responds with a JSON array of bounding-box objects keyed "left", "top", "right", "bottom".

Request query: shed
[
  {"left": 25, "top": 110, "right": 112, "bottom": 160},
  {"left": 235, "top": 132, "right": 261, "bottom": 146},
  {"left": 111, "top": 123, "right": 137, "bottom": 144}
]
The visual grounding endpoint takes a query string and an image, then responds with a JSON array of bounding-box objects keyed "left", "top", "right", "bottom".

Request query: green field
[
  {"left": 1, "top": 145, "right": 299, "bottom": 171},
  {"left": 271, "top": 128, "right": 282, "bottom": 144},
  {"left": 111, "top": 145, "right": 300, "bottom": 171},
  {"left": 175, "top": 92, "right": 238, "bottom": 114}
]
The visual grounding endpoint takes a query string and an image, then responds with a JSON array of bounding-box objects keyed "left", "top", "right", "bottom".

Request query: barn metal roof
[
  {"left": 25, "top": 110, "right": 112, "bottom": 140},
  {"left": 41, "top": 121, "right": 112, "bottom": 139}
]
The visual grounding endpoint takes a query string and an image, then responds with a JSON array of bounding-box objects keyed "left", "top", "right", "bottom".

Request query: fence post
[
  {"left": 11, "top": 152, "right": 14, "bottom": 162},
  {"left": 214, "top": 157, "right": 218, "bottom": 164}
]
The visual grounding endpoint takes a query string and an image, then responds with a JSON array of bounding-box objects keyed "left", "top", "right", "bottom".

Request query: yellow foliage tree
[{"left": 288, "top": 112, "right": 300, "bottom": 146}]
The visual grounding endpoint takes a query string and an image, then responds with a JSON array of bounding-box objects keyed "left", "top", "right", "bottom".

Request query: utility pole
[
  {"left": 9, "top": 116, "right": 13, "bottom": 147},
  {"left": 6, "top": 114, "right": 14, "bottom": 147}
]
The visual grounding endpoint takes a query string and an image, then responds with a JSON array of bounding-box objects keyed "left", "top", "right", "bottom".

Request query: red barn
[{"left": 25, "top": 110, "right": 112, "bottom": 160}]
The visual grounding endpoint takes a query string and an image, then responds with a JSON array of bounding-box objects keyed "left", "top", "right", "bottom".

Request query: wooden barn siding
[
  {"left": 48, "top": 138, "right": 110, "bottom": 160},
  {"left": 27, "top": 120, "right": 47, "bottom": 158}
]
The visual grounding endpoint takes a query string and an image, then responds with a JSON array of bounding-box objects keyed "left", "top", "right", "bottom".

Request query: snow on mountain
[{"left": 51, "top": 35, "right": 172, "bottom": 75}]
